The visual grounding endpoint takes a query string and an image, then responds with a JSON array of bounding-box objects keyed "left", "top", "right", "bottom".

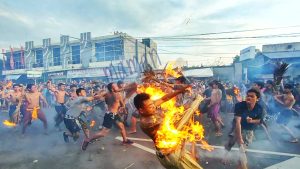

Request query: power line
[
  {"left": 138, "top": 25, "right": 300, "bottom": 38},
  {"left": 150, "top": 32, "right": 300, "bottom": 41}
]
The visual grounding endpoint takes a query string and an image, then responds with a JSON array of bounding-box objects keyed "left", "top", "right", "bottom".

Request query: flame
[
  {"left": 233, "top": 87, "right": 240, "bottom": 96},
  {"left": 32, "top": 107, "right": 38, "bottom": 120},
  {"left": 6, "top": 81, "right": 13, "bottom": 88},
  {"left": 200, "top": 140, "right": 214, "bottom": 152},
  {"left": 90, "top": 120, "right": 96, "bottom": 127},
  {"left": 165, "top": 63, "right": 181, "bottom": 78},
  {"left": 227, "top": 95, "right": 233, "bottom": 101},
  {"left": 3, "top": 120, "right": 16, "bottom": 127},
  {"left": 139, "top": 84, "right": 213, "bottom": 153}
]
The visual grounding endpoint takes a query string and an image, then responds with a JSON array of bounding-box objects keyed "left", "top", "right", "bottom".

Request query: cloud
[{"left": 1, "top": 0, "right": 300, "bottom": 65}]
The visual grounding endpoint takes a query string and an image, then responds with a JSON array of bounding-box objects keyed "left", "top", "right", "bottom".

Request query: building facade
[
  {"left": 237, "top": 42, "right": 300, "bottom": 83},
  {"left": 1, "top": 32, "right": 159, "bottom": 83}
]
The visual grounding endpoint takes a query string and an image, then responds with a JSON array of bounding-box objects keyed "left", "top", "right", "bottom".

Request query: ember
[
  {"left": 90, "top": 120, "right": 96, "bottom": 127},
  {"left": 3, "top": 120, "right": 16, "bottom": 127}
]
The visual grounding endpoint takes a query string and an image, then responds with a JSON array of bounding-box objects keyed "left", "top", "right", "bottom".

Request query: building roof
[
  {"left": 183, "top": 68, "right": 213, "bottom": 77},
  {"left": 263, "top": 50, "right": 300, "bottom": 59}
]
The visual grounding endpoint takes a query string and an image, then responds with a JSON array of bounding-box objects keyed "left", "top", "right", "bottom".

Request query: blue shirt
[{"left": 234, "top": 101, "right": 263, "bottom": 130}]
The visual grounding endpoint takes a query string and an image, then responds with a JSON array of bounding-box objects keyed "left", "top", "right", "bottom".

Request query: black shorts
[
  {"left": 102, "top": 112, "right": 123, "bottom": 129},
  {"left": 55, "top": 104, "right": 67, "bottom": 115},
  {"left": 64, "top": 117, "right": 88, "bottom": 134},
  {"left": 64, "top": 118, "right": 81, "bottom": 134}
]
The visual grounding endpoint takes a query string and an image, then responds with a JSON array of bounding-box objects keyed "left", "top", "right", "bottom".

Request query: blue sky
[{"left": 1, "top": 0, "right": 300, "bottom": 66}]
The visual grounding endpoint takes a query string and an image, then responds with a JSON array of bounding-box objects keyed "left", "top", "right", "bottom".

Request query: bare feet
[
  {"left": 128, "top": 131, "right": 137, "bottom": 134},
  {"left": 215, "top": 132, "right": 223, "bottom": 137}
]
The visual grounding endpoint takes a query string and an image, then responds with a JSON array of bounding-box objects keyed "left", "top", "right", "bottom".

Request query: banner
[
  {"left": 2, "top": 49, "right": 5, "bottom": 70},
  {"left": 20, "top": 46, "right": 25, "bottom": 66},
  {"left": 10, "top": 46, "right": 14, "bottom": 70}
]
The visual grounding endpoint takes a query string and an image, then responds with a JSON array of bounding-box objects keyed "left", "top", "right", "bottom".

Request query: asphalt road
[{"left": 1, "top": 107, "right": 300, "bottom": 169}]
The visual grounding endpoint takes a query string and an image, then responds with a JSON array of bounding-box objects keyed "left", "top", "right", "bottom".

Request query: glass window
[
  {"left": 13, "top": 52, "right": 21, "bottom": 69},
  {"left": 53, "top": 47, "right": 61, "bottom": 66},
  {"left": 36, "top": 49, "right": 43, "bottom": 67},
  {"left": 71, "top": 45, "right": 80, "bottom": 64},
  {"left": 95, "top": 38, "right": 123, "bottom": 62},
  {"left": 95, "top": 42, "right": 105, "bottom": 62}
]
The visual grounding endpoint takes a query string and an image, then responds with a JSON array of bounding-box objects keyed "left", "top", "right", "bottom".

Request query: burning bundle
[
  {"left": 139, "top": 66, "right": 213, "bottom": 153},
  {"left": 164, "top": 63, "right": 182, "bottom": 78},
  {"left": 273, "top": 62, "right": 289, "bottom": 85},
  {"left": 140, "top": 84, "right": 211, "bottom": 154}
]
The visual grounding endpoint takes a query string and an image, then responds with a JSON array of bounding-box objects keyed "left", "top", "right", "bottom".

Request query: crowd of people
[{"left": 1, "top": 76, "right": 300, "bottom": 169}]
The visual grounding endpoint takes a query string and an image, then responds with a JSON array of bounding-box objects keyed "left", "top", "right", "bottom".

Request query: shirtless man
[
  {"left": 49, "top": 82, "right": 69, "bottom": 130},
  {"left": 274, "top": 84, "right": 298, "bottom": 143},
  {"left": 117, "top": 80, "right": 137, "bottom": 133},
  {"left": 69, "top": 84, "right": 78, "bottom": 100},
  {"left": 208, "top": 80, "right": 224, "bottom": 136},
  {"left": 133, "top": 85, "right": 203, "bottom": 169},
  {"left": 81, "top": 82, "right": 133, "bottom": 150},
  {"left": 6, "top": 84, "right": 23, "bottom": 123},
  {"left": 22, "top": 84, "right": 49, "bottom": 136}
]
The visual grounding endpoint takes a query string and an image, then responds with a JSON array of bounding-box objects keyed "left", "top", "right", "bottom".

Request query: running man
[
  {"left": 274, "top": 84, "right": 298, "bottom": 143},
  {"left": 48, "top": 82, "right": 70, "bottom": 130},
  {"left": 63, "top": 88, "right": 102, "bottom": 143},
  {"left": 81, "top": 82, "right": 134, "bottom": 150}
]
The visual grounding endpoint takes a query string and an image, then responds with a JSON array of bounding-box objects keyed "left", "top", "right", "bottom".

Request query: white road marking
[
  {"left": 116, "top": 137, "right": 156, "bottom": 155},
  {"left": 124, "top": 162, "right": 135, "bottom": 169},
  {"left": 264, "top": 157, "right": 300, "bottom": 169},
  {"left": 115, "top": 136, "right": 300, "bottom": 158}
]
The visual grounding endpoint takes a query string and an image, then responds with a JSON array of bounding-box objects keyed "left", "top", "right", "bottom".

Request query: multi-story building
[
  {"left": 237, "top": 42, "right": 300, "bottom": 83},
  {"left": 1, "top": 32, "right": 159, "bottom": 83}
]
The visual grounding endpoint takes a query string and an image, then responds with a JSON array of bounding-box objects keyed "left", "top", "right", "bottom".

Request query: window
[
  {"left": 71, "top": 45, "right": 80, "bottom": 64},
  {"left": 35, "top": 49, "right": 43, "bottom": 67},
  {"left": 53, "top": 47, "right": 61, "bottom": 66},
  {"left": 3, "top": 52, "right": 24, "bottom": 70},
  {"left": 13, "top": 52, "right": 22, "bottom": 69},
  {"left": 95, "top": 38, "right": 123, "bottom": 62},
  {"left": 95, "top": 42, "right": 105, "bottom": 61}
]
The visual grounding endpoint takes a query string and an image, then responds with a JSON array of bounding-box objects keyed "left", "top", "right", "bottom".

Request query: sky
[{"left": 1, "top": 0, "right": 300, "bottom": 67}]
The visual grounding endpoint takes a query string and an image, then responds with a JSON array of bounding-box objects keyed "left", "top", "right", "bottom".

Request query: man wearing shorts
[
  {"left": 274, "top": 84, "right": 298, "bottom": 143},
  {"left": 63, "top": 88, "right": 101, "bottom": 142},
  {"left": 81, "top": 82, "right": 133, "bottom": 150}
]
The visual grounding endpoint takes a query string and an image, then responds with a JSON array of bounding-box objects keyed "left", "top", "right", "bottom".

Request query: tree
[{"left": 233, "top": 55, "right": 240, "bottom": 63}]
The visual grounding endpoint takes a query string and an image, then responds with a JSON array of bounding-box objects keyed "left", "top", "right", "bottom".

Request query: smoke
[{"left": 0, "top": 107, "right": 87, "bottom": 169}]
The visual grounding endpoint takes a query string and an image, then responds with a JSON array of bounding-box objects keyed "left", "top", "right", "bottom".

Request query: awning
[{"left": 5, "top": 74, "right": 21, "bottom": 80}]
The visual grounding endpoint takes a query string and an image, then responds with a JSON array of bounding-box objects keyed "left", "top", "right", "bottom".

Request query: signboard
[
  {"left": 67, "top": 68, "right": 106, "bottom": 78},
  {"left": 48, "top": 71, "right": 65, "bottom": 79},
  {"left": 27, "top": 70, "right": 42, "bottom": 78},
  {"left": 240, "top": 46, "right": 256, "bottom": 61}
]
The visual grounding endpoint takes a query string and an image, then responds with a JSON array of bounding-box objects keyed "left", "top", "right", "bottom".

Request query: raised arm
[{"left": 154, "top": 85, "right": 190, "bottom": 106}]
